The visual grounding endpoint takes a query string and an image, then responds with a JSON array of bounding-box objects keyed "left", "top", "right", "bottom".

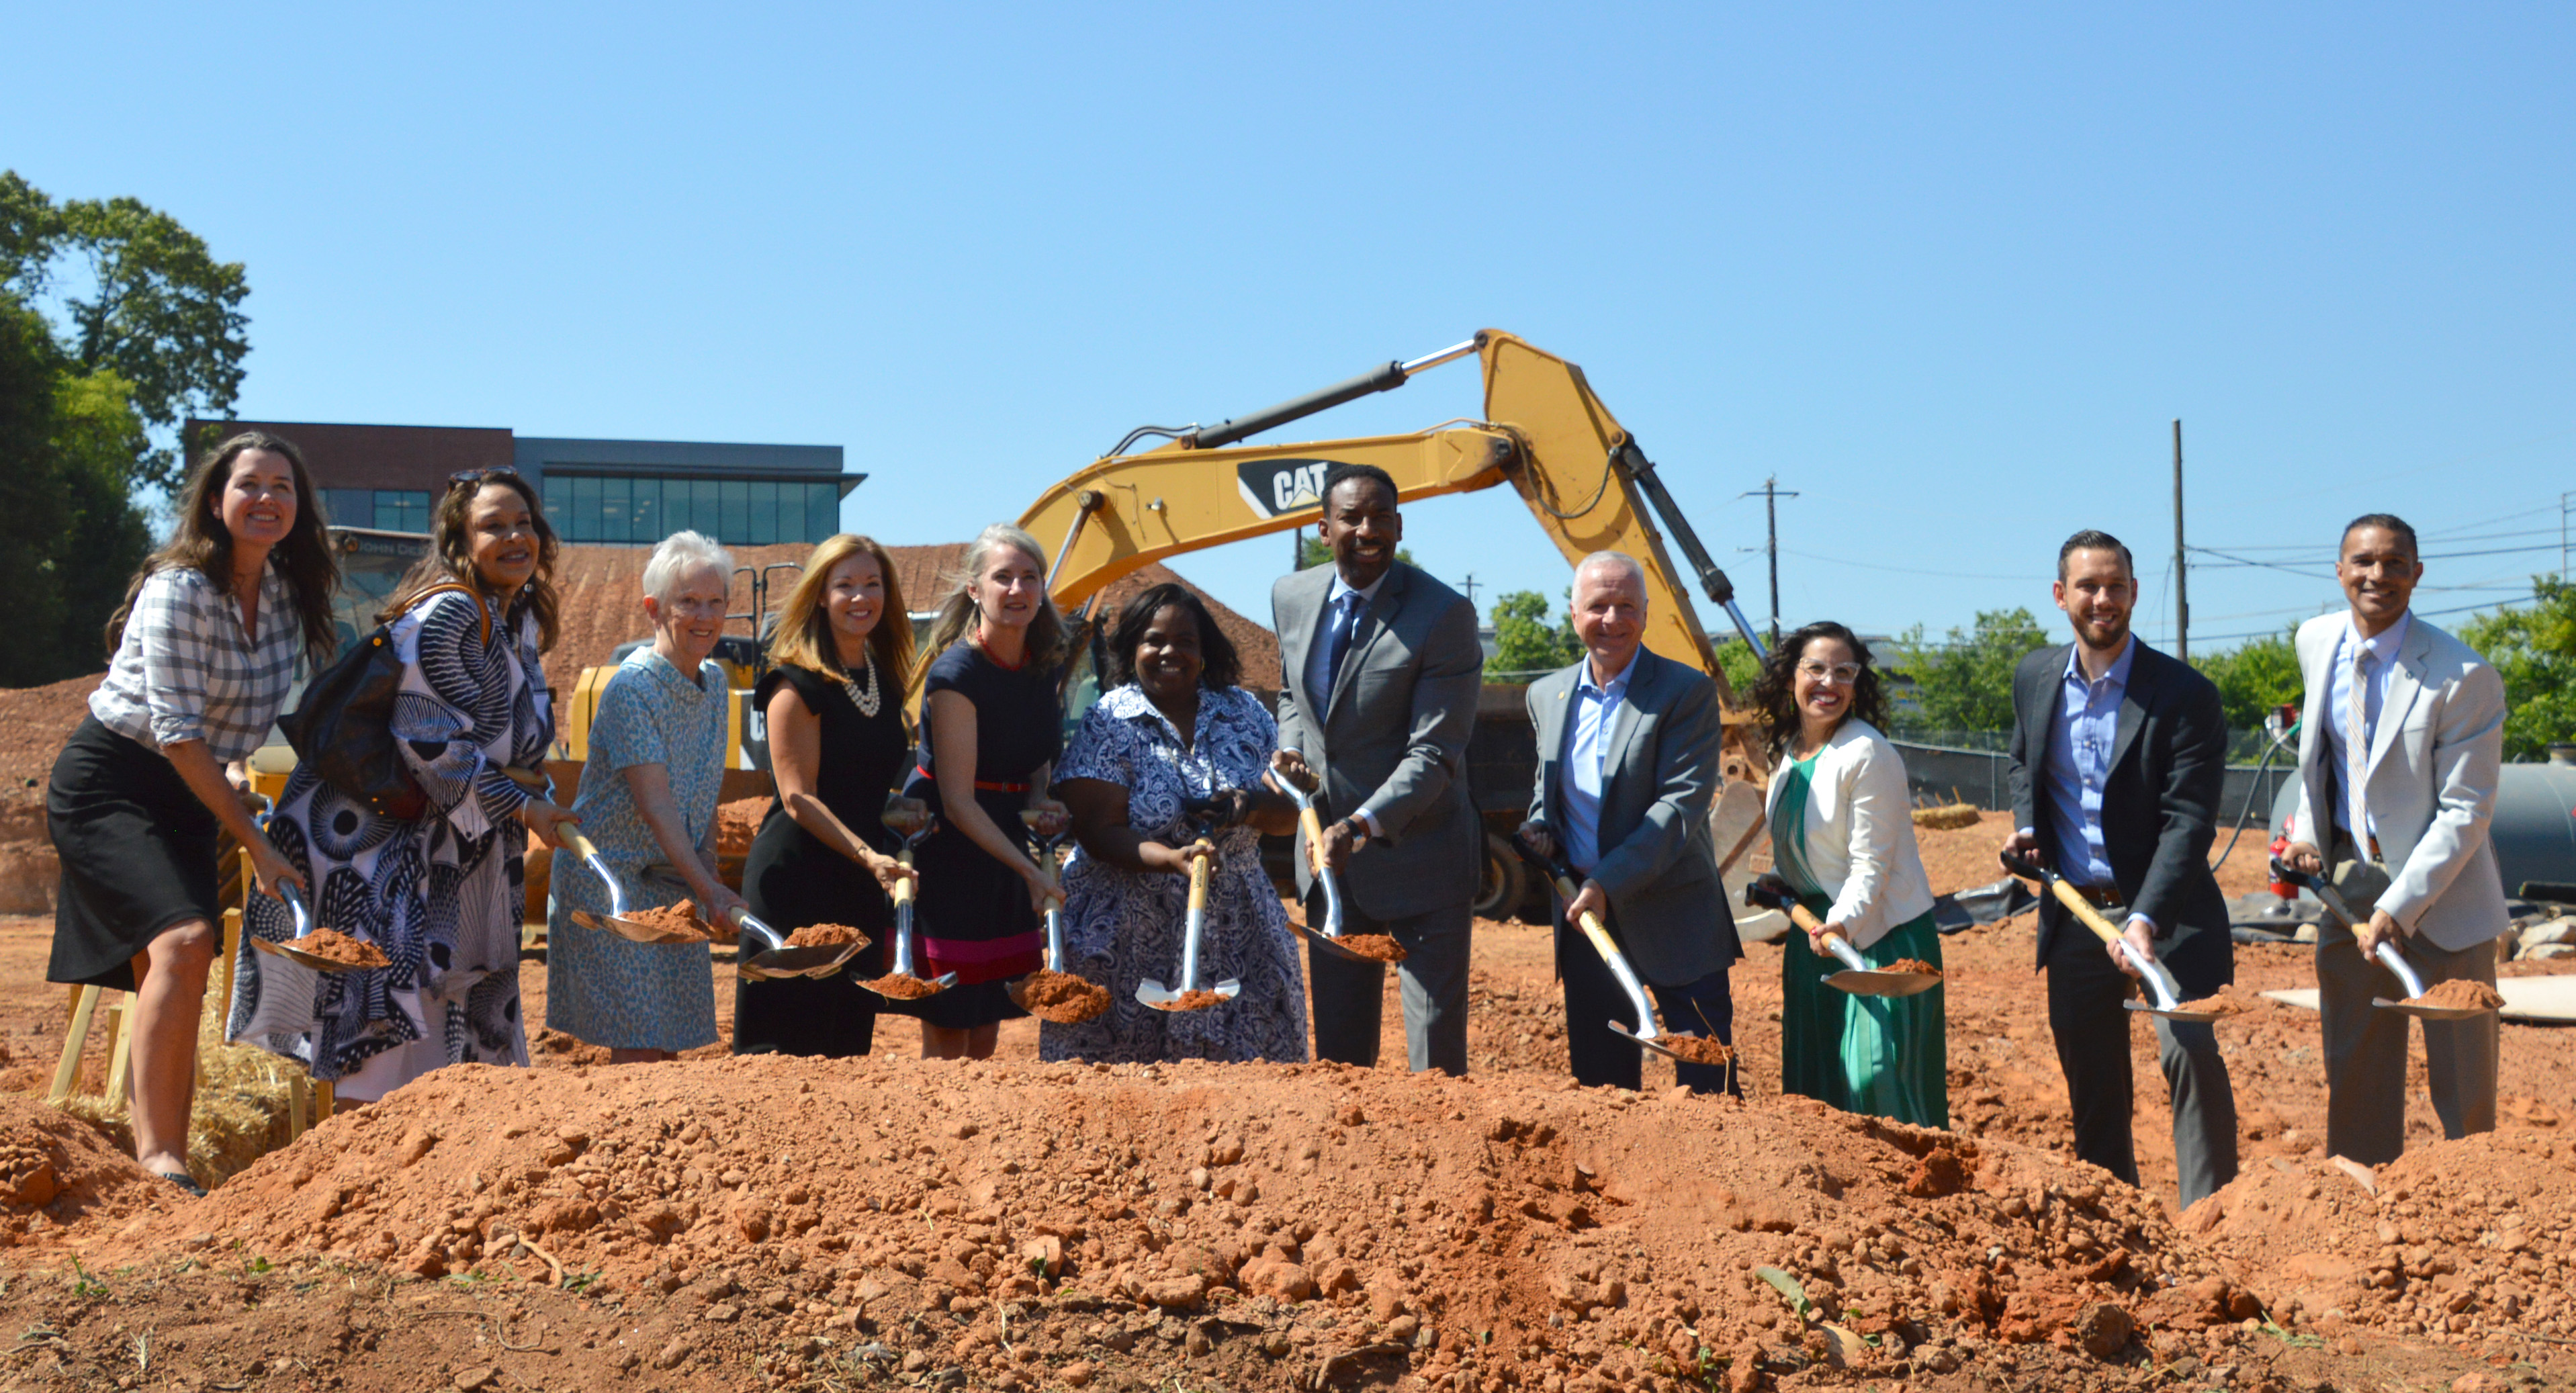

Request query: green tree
[
  {"left": 2459, "top": 578, "right": 2576, "bottom": 761},
  {"left": 2, "top": 171, "right": 248, "bottom": 493},
  {"left": 1490, "top": 589, "right": 1581, "bottom": 678},
  {"left": 2190, "top": 627, "right": 2305, "bottom": 736},
  {"left": 0, "top": 296, "right": 154, "bottom": 686},
  {"left": 1888, "top": 608, "right": 2049, "bottom": 733},
  {"left": 1712, "top": 638, "right": 1762, "bottom": 701}
]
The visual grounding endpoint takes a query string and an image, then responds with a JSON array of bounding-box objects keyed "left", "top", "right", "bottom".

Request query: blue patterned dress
[
  {"left": 544, "top": 647, "right": 727, "bottom": 1052},
  {"left": 1041, "top": 684, "right": 1308, "bottom": 1065},
  {"left": 228, "top": 588, "right": 550, "bottom": 1101}
]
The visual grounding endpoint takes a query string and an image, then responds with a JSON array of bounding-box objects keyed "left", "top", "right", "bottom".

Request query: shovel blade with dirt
[
  {"left": 2000, "top": 852, "right": 2222, "bottom": 1024},
  {"left": 1740, "top": 878, "right": 1941, "bottom": 997},
  {"left": 2270, "top": 858, "right": 2495, "bottom": 1022}
]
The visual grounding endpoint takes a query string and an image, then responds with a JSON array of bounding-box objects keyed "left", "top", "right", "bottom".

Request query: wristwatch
[{"left": 1339, "top": 817, "right": 1370, "bottom": 849}]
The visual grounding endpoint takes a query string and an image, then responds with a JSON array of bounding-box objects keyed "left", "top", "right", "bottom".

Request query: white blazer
[
  {"left": 2287, "top": 611, "right": 2508, "bottom": 953},
  {"left": 1761, "top": 717, "right": 1937, "bottom": 949}
]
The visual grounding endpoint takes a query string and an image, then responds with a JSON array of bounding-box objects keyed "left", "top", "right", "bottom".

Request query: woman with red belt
[{"left": 899, "top": 523, "right": 1069, "bottom": 1060}]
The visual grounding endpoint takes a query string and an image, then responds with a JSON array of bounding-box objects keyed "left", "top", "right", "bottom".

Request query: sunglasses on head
[{"left": 447, "top": 465, "right": 522, "bottom": 491}]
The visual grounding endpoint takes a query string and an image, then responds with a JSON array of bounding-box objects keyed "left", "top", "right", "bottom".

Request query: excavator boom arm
[{"left": 1018, "top": 330, "right": 1769, "bottom": 784}]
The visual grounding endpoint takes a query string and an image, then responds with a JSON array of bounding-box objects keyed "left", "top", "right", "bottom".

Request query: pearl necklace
[{"left": 834, "top": 654, "right": 881, "bottom": 718}]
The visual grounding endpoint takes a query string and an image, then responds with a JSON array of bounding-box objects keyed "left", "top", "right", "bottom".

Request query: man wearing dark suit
[
  {"left": 2004, "top": 529, "right": 2237, "bottom": 1208},
  {"left": 1271, "top": 464, "right": 1484, "bottom": 1074},
  {"left": 1515, "top": 552, "right": 1742, "bottom": 1093}
]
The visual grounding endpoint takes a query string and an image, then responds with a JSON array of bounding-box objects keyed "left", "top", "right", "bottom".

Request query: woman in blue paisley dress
[
  {"left": 1045, "top": 584, "right": 1308, "bottom": 1064},
  {"left": 229, "top": 471, "right": 576, "bottom": 1103},
  {"left": 545, "top": 531, "right": 743, "bottom": 1062}
]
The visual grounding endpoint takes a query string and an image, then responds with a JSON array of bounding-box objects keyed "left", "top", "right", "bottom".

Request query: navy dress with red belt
[{"left": 899, "top": 639, "right": 1061, "bottom": 1030}]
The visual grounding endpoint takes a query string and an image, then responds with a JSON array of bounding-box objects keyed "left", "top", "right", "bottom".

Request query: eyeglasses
[
  {"left": 1796, "top": 661, "right": 1863, "bottom": 685},
  {"left": 447, "top": 465, "right": 522, "bottom": 491}
]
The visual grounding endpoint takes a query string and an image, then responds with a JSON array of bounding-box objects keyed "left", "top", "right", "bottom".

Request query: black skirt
[
  {"left": 736, "top": 802, "right": 895, "bottom": 1055},
  {"left": 47, "top": 715, "right": 223, "bottom": 992}
]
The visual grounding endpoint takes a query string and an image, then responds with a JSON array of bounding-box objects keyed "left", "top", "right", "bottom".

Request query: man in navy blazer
[
  {"left": 1515, "top": 551, "right": 1742, "bottom": 1093},
  {"left": 2004, "top": 530, "right": 2237, "bottom": 1208}
]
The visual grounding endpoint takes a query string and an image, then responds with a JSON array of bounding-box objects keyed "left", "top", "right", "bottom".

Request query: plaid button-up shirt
[{"left": 89, "top": 564, "right": 302, "bottom": 762}]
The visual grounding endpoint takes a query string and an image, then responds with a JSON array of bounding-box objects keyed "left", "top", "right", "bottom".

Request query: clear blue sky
[{"left": 11, "top": 3, "right": 2572, "bottom": 655}]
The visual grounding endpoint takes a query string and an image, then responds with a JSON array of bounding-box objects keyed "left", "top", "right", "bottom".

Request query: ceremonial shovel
[
  {"left": 1137, "top": 822, "right": 1240, "bottom": 1012},
  {"left": 242, "top": 796, "right": 375, "bottom": 975},
  {"left": 2269, "top": 858, "right": 2495, "bottom": 1022},
  {"left": 1999, "top": 852, "right": 2223, "bottom": 1024},
  {"left": 1273, "top": 776, "right": 1392, "bottom": 964},
  {"left": 866, "top": 798, "right": 959, "bottom": 999},
  {"left": 1740, "top": 878, "right": 1941, "bottom": 997},
  {"left": 1509, "top": 836, "right": 1710, "bottom": 1065}
]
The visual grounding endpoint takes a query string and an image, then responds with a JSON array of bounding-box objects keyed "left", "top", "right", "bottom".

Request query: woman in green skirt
[{"left": 1750, "top": 621, "right": 1947, "bottom": 1128}]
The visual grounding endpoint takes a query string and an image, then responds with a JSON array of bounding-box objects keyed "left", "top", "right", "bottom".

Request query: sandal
[{"left": 152, "top": 1170, "right": 208, "bottom": 1199}]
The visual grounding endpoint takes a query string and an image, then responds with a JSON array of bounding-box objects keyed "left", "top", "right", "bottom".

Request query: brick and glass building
[{"left": 185, "top": 420, "right": 863, "bottom": 547}]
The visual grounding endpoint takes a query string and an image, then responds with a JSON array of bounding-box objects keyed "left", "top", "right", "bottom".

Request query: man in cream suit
[
  {"left": 2282, "top": 514, "right": 2507, "bottom": 1165},
  {"left": 1515, "top": 552, "right": 1742, "bottom": 1094},
  {"left": 1272, "top": 464, "right": 1484, "bottom": 1075}
]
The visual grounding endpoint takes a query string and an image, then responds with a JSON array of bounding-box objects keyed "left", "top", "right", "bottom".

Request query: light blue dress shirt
[
  {"left": 1559, "top": 649, "right": 1638, "bottom": 874},
  {"left": 2041, "top": 639, "right": 2135, "bottom": 895},
  {"left": 1300, "top": 569, "right": 1388, "bottom": 836},
  {"left": 2319, "top": 611, "right": 2408, "bottom": 839}
]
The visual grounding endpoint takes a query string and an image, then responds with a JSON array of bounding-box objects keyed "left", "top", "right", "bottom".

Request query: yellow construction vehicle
[{"left": 1018, "top": 328, "right": 1777, "bottom": 915}]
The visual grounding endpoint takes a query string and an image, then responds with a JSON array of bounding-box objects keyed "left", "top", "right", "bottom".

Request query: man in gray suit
[
  {"left": 2282, "top": 514, "right": 2507, "bottom": 1165},
  {"left": 1515, "top": 552, "right": 1742, "bottom": 1093},
  {"left": 1271, "top": 463, "right": 1484, "bottom": 1074}
]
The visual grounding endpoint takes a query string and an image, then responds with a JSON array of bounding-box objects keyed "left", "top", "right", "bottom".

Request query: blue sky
[{"left": 10, "top": 3, "right": 2571, "bottom": 655}]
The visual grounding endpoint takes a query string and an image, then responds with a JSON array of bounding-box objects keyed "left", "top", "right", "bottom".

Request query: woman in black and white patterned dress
[
  {"left": 229, "top": 469, "right": 575, "bottom": 1102},
  {"left": 1045, "top": 584, "right": 1309, "bottom": 1065}
]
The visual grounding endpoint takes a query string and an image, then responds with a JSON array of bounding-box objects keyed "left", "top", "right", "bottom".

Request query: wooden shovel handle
[
  {"left": 1298, "top": 806, "right": 1329, "bottom": 878},
  {"left": 1187, "top": 841, "right": 1212, "bottom": 913},
  {"left": 892, "top": 849, "right": 916, "bottom": 909},
  {"left": 2047, "top": 879, "right": 2129, "bottom": 948}
]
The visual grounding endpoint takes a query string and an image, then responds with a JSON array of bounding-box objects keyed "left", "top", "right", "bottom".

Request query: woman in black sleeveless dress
[
  {"left": 737, "top": 536, "right": 918, "bottom": 1056},
  {"left": 901, "top": 523, "right": 1069, "bottom": 1059}
]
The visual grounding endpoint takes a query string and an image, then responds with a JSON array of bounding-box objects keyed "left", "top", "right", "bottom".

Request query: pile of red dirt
[
  {"left": 715, "top": 797, "right": 767, "bottom": 858},
  {"left": 2181, "top": 1127, "right": 2576, "bottom": 1342},
  {"left": 0, "top": 1093, "right": 175, "bottom": 1241},
  {"left": 98, "top": 1055, "right": 2281, "bottom": 1389}
]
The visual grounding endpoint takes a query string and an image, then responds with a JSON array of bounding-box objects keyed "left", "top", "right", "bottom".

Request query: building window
[
  {"left": 322, "top": 489, "right": 429, "bottom": 533},
  {"left": 542, "top": 473, "right": 844, "bottom": 544}
]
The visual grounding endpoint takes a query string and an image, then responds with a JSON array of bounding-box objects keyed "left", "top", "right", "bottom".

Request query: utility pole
[
  {"left": 1738, "top": 476, "right": 1800, "bottom": 647},
  {"left": 2173, "top": 420, "right": 2188, "bottom": 662},
  {"left": 1457, "top": 573, "right": 1480, "bottom": 612}
]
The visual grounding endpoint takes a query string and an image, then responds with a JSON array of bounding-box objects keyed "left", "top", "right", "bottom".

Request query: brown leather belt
[{"left": 2066, "top": 883, "right": 2125, "bottom": 909}]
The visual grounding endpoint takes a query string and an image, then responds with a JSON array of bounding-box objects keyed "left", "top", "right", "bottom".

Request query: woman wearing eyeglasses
[
  {"left": 544, "top": 531, "right": 746, "bottom": 1063},
  {"left": 1748, "top": 621, "right": 1947, "bottom": 1128},
  {"left": 230, "top": 467, "right": 576, "bottom": 1105}
]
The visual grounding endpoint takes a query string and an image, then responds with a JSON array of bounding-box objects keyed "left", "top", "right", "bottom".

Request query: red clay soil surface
[
  {"left": 2404, "top": 979, "right": 2506, "bottom": 1011},
  {"left": 0, "top": 809, "right": 2570, "bottom": 1391},
  {"left": 1333, "top": 934, "right": 1409, "bottom": 963}
]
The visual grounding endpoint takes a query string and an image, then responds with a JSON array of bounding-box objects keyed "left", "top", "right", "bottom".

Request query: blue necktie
[{"left": 1324, "top": 591, "right": 1362, "bottom": 700}]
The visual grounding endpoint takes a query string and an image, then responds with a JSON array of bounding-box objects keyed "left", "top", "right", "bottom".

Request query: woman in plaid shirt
[{"left": 48, "top": 431, "right": 341, "bottom": 1197}]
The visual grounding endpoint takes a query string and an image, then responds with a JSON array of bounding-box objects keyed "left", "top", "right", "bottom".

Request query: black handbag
[{"left": 279, "top": 584, "right": 482, "bottom": 822}]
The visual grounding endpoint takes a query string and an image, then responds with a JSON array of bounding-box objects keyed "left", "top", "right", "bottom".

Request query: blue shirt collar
[
  {"left": 2061, "top": 636, "right": 2137, "bottom": 690},
  {"left": 2343, "top": 610, "right": 2409, "bottom": 666},
  {"left": 1327, "top": 570, "right": 1388, "bottom": 609},
  {"left": 1574, "top": 647, "right": 1641, "bottom": 697}
]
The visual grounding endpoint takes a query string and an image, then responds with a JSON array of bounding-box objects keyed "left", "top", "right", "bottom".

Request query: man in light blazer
[
  {"left": 1515, "top": 552, "right": 1742, "bottom": 1093},
  {"left": 2282, "top": 514, "right": 2506, "bottom": 1165},
  {"left": 1270, "top": 463, "right": 1484, "bottom": 1075},
  {"left": 2004, "top": 530, "right": 2237, "bottom": 1208}
]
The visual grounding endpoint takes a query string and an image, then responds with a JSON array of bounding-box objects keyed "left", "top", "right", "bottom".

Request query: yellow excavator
[{"left": 1019, "top": 328, "right": 1778, "bottom": 914}]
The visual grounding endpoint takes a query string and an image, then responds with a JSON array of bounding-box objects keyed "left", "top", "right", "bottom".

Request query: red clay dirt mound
[
  {"left": 2180, "top": 1126, "right": 2576, "bottom": 1342},
  {"left": 0, "top": 1093, "right": 175, "bottom": 1240},
  {"left": 103, "top": 1055, "right": 2266, "bottom": 1389}
]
